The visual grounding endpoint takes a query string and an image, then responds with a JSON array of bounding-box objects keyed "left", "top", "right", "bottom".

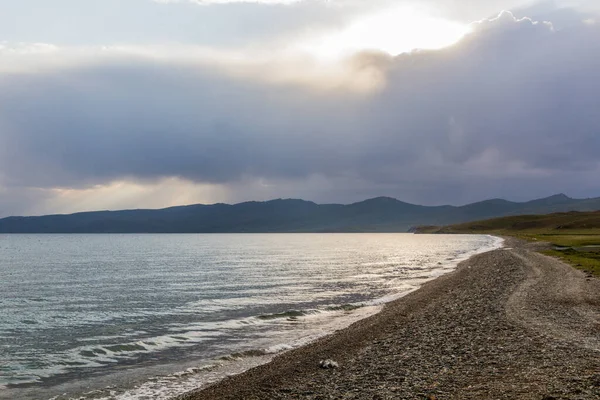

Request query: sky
[{"left": 0, "top": 0, "right": 599, "bottom": 216}]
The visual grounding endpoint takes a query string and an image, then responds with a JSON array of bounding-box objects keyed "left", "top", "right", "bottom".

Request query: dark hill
[{"left": 1, "top": 194, "right": 600, "bottom": 233}]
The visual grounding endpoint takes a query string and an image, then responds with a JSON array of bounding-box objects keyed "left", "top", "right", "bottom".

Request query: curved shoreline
[
  {"left": 177, "top": 237, "right": 600, "bottom": 399},
  {"left": 0, "top": 235, "right": 500, "bottom": 400}
]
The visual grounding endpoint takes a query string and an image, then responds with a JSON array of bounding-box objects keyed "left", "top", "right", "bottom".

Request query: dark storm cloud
[
  {"left": 0, "top": 10, "right": 599, "bottom": 207},
  {"left": 0, "top": 59, "right": 368, "bottom": 187}
]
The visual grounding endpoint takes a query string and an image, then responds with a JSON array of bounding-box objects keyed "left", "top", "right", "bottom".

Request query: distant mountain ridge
[{"left": 1, "top": 194, "right": 600, "bottom": 233}]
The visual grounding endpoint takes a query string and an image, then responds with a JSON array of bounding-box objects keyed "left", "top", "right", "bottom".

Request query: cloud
[
  {"left": 0, "top": 0, "right": 359, "bottom": 48},
  {"left": 0, "top": 7, "right": 599, "bottom": 215},
  {"left": 0, "top": 0, "right": 543, "bottom": 50}
]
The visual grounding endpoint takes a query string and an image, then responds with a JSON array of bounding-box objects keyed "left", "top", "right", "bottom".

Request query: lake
[{"left": 0, "top": 233, "right": 501, "bottom": 399}]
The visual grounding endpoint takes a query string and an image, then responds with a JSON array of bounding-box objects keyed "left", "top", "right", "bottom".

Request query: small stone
[{"left": 319, "top": 359, "right": 339, "bottom": 369}]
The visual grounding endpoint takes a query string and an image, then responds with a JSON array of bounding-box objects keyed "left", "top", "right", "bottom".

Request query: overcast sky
[{"left": 0, "top": 0, "right": 599, "bottom": 216}]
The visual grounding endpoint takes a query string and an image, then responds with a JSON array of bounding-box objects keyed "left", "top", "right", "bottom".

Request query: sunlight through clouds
[
  {"left": 38, "top": 179, "right": 228, "bottom": 216},
  {"left": 299, "top": 5, "right": 471, "bottom": 59}
]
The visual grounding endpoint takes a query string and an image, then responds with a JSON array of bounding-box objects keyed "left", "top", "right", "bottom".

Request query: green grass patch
[
  {"left": 527, "top": 233, "right": 600, "bottom": 276},
  {"left": 500, "top": 233, "right": 600, "bottom": 277},
  {"left": 542, "top": 249, "right": 600, "bottom": 276},
  {"left": 535, "top": 234, "right": 600, "bottom": 247}
]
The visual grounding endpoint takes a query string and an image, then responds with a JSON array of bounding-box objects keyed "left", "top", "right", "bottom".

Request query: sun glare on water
[{"left": 305, "top": 6, "right": 470, "bottom": 59}]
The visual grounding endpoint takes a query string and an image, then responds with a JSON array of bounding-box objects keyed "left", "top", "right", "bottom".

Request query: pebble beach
[{"left": 178, "top": 238, "right": 600, "bottom": 399}]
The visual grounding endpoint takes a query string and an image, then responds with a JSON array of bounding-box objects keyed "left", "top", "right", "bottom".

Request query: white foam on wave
[
  {"left": 75, "top": 305, "right": 387, "bottom": 400},
  {"left": 83, "top": 358, "right": 272, "bottom": 400},
  {"left": 5, "top": 329, "right": 231, "bottom": 388}
]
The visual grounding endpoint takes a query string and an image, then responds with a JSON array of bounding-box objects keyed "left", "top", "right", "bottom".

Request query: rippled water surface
[{"left": 0, "top": 233, "right": 501, "bottom": 399}]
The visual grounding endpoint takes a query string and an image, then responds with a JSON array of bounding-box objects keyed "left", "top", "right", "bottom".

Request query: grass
[
  {"left": 527, "top": 234, "right": 600, "bottom": 247},
  {"left": 524, "top": 233, "right": 600, "bottom": 276},
  {"left": 542, "top": 248, "right": 600, "bottom": 276},
  {"left": 414, "top": 211, "right": 600, "bottom": 276}
]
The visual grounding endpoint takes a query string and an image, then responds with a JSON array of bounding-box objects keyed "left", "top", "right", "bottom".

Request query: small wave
[
  {"left": 219, "top": 349, "right": 268, "bottom": 361},
  {"left": 80, "top": 348, "right": 108, "bottom": 357},
  {"left": 104, "top": 343, "right": 147, "bottom": 353},
  {"left": 256, "top": 310, "right": 314, "bottom": 320},
  {"left": 325, "top": 303, "right": 363, "bottom": 312},
  {"left": 170, "top": 336, "right": 190, "bottom": 341},
  {"left": 77, "top": 331, "right": 149, "bottom": 343},
  {"left": 59, "top": 361, "right": 88, "bottom": 366},
  {"left": 28, "top": 298, "right": 47, "bottom": 303}
]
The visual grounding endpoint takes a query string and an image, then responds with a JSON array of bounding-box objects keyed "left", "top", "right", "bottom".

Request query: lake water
[{"left": 0, "top": 233, "right": 502, "bottom": 399}]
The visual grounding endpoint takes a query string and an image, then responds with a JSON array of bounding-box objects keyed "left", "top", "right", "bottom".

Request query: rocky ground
[{"left": 177, "top": 238, "right": 600, "bottom": 399}]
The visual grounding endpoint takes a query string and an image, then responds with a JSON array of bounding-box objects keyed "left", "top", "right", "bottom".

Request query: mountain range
[{"left": 1, "top": 194, "right": 600, "bottom": 233}]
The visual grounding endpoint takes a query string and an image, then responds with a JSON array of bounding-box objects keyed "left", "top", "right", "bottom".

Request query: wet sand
[{"left": 177, "top": 238, "right": 600, "bottom": 399}]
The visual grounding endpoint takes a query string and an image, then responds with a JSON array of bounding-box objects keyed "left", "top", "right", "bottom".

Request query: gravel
[{"left": 177, "top": 237, "right": 600, "bottom": 399}]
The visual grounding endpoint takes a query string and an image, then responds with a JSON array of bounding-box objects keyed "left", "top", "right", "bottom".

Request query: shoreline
[
  {"left": 177, "top": 237, "right": 600, "bottom": 399},
  {"left": 0, "top": 234, "right": 500, "bottom": 400}
]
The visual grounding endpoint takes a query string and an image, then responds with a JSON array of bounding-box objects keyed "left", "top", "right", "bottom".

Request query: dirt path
[
  {"left": 506, "top": 243, "right": 600, "bottom": 352},
  {"left": 178, "top": 238, "right": 600, "bottom": 399}
]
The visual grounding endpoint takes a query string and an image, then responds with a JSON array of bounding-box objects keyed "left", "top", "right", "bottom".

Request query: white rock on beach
[{"left": 319, "top": 359, "right": 339, "bottom": 369}]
